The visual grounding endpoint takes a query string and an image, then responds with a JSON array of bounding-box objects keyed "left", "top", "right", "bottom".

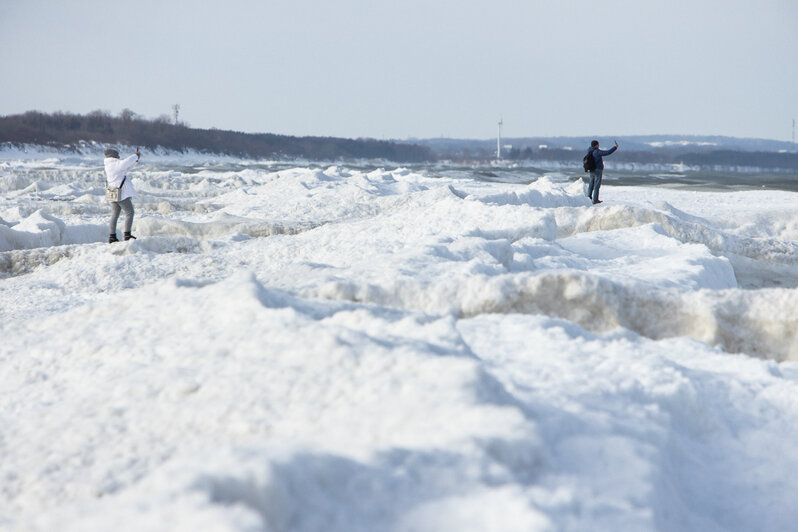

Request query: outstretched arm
[
  {"left": 598, "top": 145, "right": 618, "bottom": 156},
  {"left": 118, "top": 152, "right": 140, "bottom": 173}
]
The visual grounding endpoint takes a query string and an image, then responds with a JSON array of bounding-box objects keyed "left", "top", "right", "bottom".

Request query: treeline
[
  {"left": 0, "top": 110, "right": 434, "bottom": 162},
  {"left": 506, "top": 147, "right": 798, "bottom": 169},
  {"left": 439, "top": 145, "right": 798, "bottom": 170}
]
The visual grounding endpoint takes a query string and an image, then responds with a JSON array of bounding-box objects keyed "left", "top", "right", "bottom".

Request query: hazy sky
[{"left": 2, "top": 0, "right": 797, "bottom": 141}]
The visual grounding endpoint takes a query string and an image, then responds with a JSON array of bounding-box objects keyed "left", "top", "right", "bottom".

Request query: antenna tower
[
  {"left": 497, "top": 118, "right": 503, "bottom": 159},
  {"left": 172, "top": 104, "right": 180, "bottom": 126}
]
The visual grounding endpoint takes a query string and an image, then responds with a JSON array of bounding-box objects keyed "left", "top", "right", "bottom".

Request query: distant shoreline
[{"left": 0, "top": 111, "right": 434, "bottom": 163}]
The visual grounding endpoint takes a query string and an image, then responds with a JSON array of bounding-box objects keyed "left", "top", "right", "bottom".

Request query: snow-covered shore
[{"left": 2, "top": 150, "right": 798, "bottom": 531}]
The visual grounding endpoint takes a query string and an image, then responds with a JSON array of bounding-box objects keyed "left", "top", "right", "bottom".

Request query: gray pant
[
  {"left": 109, "top": 197, "right": 134, "bottom": 234},
  {"left": 587, "top": 169, "right": 603, "bottom": 203}
]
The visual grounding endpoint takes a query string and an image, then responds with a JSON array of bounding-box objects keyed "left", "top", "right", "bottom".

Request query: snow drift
[{"left": 3, "top": 148, "right": 798, "bottom": 531}]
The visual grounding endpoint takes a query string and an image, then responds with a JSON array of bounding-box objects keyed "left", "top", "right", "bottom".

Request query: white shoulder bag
[{"left": 105, "top": 176, "right": 126, "bottom": 202}]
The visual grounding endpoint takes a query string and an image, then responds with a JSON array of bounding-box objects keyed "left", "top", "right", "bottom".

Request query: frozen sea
[{"left": 2, "top": 147, "right": 798, "bottom": 531}]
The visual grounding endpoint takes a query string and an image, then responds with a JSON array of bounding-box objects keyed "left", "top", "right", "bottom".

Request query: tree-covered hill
[
  {"left": 406, "top": 136, "right": 798, "bottom": 170},
  {"left": 0, "top": 110, "right": 434, "bottom": 163}
]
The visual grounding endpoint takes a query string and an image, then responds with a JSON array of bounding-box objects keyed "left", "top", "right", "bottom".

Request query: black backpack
[{"left": 583, "top": 149, "right": 597, "bottom": 172}]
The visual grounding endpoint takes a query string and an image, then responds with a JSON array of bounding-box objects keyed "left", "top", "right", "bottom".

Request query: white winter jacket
[{"left": 104, "top": 154, "right": 139, "bottom": 201}]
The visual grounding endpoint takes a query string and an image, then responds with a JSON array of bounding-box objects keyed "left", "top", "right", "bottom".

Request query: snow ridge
[{"left": 3, "top": 158, "right": 798, "bottom": 530}]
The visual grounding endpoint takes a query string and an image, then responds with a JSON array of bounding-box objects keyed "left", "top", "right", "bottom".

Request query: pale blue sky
[{"left": 2, "top": 0, "right": 797, "bottom": 140}]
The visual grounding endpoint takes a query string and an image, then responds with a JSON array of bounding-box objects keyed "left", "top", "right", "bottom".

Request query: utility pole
[
  {"left": 497, "top": 117, "right": 503, "bottom": 159},
  {"left": 173, "top": 104, "right": 180, "bottom": 126},
  {"left": 793, "top": 118, "right": 795, "bottom": 149}
]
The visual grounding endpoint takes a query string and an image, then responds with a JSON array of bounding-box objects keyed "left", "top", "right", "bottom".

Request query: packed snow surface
[{"left": 2, "top": 149, "right": 798, "bottom": 531}]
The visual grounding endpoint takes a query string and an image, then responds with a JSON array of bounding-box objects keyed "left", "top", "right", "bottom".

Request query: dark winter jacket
[{"left": 587, "top": 145, "right": 617, "bottom": 170}]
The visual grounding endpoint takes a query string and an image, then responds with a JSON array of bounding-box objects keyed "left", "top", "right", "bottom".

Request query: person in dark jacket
[{"left": 585, "top": 139, "right": 618, "bottom": 204}]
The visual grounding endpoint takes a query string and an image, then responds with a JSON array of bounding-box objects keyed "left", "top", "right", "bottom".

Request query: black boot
[
  {"left": 124, "top": 232, "right": 136, "bottom": 241},
  {"left": 109, "top": 233, "right": 119, "bottom": 243}
]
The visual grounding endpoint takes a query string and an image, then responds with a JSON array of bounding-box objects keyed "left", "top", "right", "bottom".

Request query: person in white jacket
[{"left": 103, "top": 147, "right": 140, "bottom": 243}]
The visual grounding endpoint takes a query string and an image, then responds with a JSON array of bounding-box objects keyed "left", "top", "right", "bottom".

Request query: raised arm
[
  {"left": 118, "top": 152, "right": 140, "bottom": 173},
  {"left": 598, "top": 145, "right": 618, "bottom": 157}
]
